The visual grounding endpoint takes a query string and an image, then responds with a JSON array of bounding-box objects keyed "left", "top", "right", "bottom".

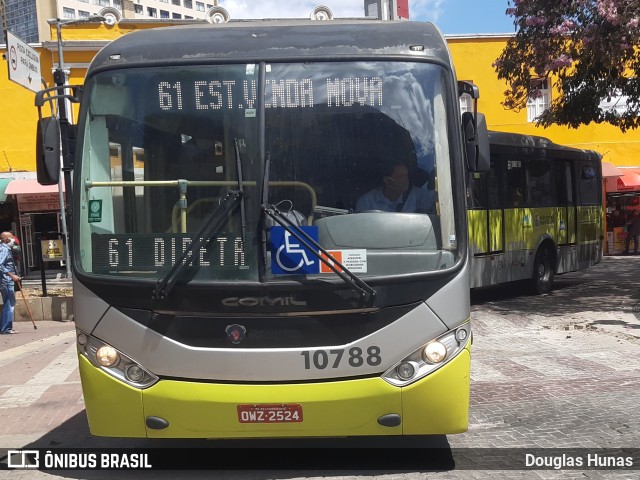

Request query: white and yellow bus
[
  {"left": 36, "top": 17, "right": 489, "bottom": 438},
  {"left": 468, "top": 131, "right": 603, "bottom": 294}
]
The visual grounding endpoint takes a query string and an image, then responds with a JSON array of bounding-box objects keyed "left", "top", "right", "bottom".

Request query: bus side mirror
[
  {"left": 462, "top": 112, "right": 490, "bottom": 173},
  {"left": 36, "top": 117, "right": 61, "bottom": 185}
]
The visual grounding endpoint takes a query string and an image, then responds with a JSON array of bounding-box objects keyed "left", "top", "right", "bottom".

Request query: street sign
[
  {"left": 5, "top": 30, "right": 41, "bottom": 93},
  {"left": 41, "top": 239, "right": 65, "bottom": 261}
]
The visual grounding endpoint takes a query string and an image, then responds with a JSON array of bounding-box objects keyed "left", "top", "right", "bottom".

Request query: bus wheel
[{"left": 532, "top": 247, "right": 554, "bottom": 294}]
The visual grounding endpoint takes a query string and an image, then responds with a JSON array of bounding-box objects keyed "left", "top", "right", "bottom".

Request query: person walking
[
  {"left": 624, "top": 211, "right": 640, "bottom": 255},
  {"left": 0, "top": 231, "right": 21, "bottom": 334}
]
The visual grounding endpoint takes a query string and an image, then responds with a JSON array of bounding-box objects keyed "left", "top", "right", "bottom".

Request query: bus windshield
[{"left": 76, "top": 61, "right": 458, "bottom": 282}]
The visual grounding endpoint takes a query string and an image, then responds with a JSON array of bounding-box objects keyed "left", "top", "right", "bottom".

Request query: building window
[
  {"left": 184, "top": 0, "right": 193, "bottom": 9},
  {"left": 527, "top": 78, "right": 551, "bottom": 122},
  {"left": 185, "top": 15, "right": 193, "bottom": 19},
  {"left": 148, "top": 7, "right": 157, "bottom": 17},
  {"left": 196, "top": 2, "right": 205, "bottom": 12},
  {"left": 93, "top": 0, "right": 110, "bottom": 7},
  {"left": 206, "top": 4, "right": 213, "bottom": 9},
  {"left": 79, "top": 10, "right": 90, "bottom": 18},
  {"left": 63, "top": 7, "right": 76, "bottom": 19},
  {"left": 172, "top": 0, "right": 181, "bottom": 5},
  {"left": 160, "top": 10, "right": 170, "bottom": 19},
  {"left": 78, "top": 0, "right": 89, "bottom": 3},
  {"left": 159, "top": 0, "right": 168, "bottom": 3},
  {"left": 459, "top": 80, "right": 474, "bottom": 114},
  {"left": 135, "top": 5, "right": 143, "bottom": 14},
  {"left": 113, "top": 0, "right": 121, "bottom": 10},
  {"left": 173, "top": 12, "right": 182, "bottom": 19}
]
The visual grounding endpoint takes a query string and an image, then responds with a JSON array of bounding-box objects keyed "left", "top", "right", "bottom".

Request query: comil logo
[{"left": 8, "top": 450, "right": 39, "bottom": 469}]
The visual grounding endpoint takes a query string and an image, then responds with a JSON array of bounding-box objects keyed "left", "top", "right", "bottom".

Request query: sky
[{"left": 216, "top": 1, "right": 515, "bottom": 35}]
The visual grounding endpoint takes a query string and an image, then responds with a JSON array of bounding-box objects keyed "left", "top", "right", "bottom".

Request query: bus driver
[{"left": 355, "top": 163, "right": 434, "bottom": 214}]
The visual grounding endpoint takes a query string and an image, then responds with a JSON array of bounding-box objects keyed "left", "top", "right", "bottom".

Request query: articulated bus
[
  {"left": 467, "top": 131, "right": 603, "bottom": 294},
  {"left": 36, "top": 18, "right": 489, "bottom": 438}
]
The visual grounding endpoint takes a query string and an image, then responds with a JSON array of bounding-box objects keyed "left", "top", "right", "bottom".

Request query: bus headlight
[
  {"left": 423, "top": 341, "right": 447, "bottom": 364},
  {"left": 125, "top": 364, "right": 145, "bottom": 382},
  {"left": 96, "top": 346, "right": 119, "bottom": 367},
  {"left": 382, "top": 322, "right": 471, "bottom": 387},
  {"left": 455, "top": 328, "right": 468, "bottom": 342},
  {"left": 76, "top": 330, "right": 158, "bottom": 389},
  {"left": 396, "top": 361, "right": 417, "bottom": 380}
]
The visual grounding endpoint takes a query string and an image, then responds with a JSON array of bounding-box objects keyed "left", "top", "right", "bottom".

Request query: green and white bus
[
  {"left": 467, "top": 131, "right": 603, "bottom": 294},
  {"left": 37, "top": 18, "right": 488, "bottom": 438}
]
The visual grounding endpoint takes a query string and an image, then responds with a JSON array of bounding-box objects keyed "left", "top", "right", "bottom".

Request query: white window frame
[{"left": 527, "top": 78, "right": 551, "bottom": 122}]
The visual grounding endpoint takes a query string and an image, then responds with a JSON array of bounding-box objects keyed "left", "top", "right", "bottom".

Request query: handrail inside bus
[{"left": 86, "top": 179, "right": 317, "bottom": 232}]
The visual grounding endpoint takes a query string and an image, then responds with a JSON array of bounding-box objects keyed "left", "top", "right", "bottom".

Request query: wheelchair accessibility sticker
[{"left": 271, "top": 226, "right": 320, "bottom": 275}]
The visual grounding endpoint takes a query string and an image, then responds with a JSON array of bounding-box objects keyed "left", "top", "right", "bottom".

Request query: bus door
[
  {"left": 468, "top": 172, "right": 504, "bottom": 255},
  {"left": 555, "top": 160, "right": 576, "bottom": 247},
  {"left": 504, "top": 158, "right": 527, "bottom": 281},
  {"left": 576, "top": 159, "right": 602, "bottom": 267},
  {"left": 468, "top": 161, "right": 504, "bottom": 286}
]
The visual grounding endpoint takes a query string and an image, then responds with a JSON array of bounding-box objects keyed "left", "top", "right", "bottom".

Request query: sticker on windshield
[
  {"left": 271, "top": 226, "right": 319, "bottom": 275},
  {"left": 88, "top": 200, "right": 102, "bottom": 223},
  {"left": 320, "top": 250, "right": 367, "bottom": 273}
]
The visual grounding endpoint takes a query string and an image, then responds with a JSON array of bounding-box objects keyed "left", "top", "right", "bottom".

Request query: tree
[{"left": 494, "top": 0, "right": 640, "bottom": 131}]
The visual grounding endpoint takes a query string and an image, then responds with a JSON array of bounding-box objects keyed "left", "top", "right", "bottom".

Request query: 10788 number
[{"left": 301, "top": 346, "right": 382, "bottom": 370}]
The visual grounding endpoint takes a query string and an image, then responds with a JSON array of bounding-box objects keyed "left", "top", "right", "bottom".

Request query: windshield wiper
[
  {"left": 259, "top": 152, "right": 272, "bottom": 271},
  {"left": 261, "top": 203, "right": 376, "bottom": 307},
  {"left": 153, "top": 190, "right": 243, "bottom": 300},
  {"left": 234, "top": 138, "right": 247, "bottom": 242}
]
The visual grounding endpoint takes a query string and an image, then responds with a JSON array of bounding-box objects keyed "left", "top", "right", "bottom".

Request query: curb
[{"left": 3, "top": 291, "right": 73, "bottom": 323}]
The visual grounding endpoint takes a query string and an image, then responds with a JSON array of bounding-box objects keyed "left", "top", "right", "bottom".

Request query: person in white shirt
[{"left": 355, "top": 163, "right": 434, "bottom": 213}]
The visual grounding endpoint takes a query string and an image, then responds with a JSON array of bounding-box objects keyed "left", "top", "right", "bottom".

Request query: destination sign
[
  {"left": 92, "top": 233, "right": 251, "bottom": 275},
  {"left": 156, "top": 76, "right": 383, "bottom": 112}
]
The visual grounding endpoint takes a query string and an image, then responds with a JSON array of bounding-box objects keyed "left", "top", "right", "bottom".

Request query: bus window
[
  {"left": 555, "top": 160, "right": 574, "bottom": 206},
  {"left": 487, "top": 158, "right": 503, "bottom": 209},
  {"left": 506, "top": 159, "right": 526, "bottom": 207},
  {"left": 578, "top": 161, "right": 600, "bottom": 205},
  {"left": 526, "top": 158, "right": 555, "bottom": 207},
  {"left": 467, "top": 172, "right": 486, "bottom": 209}
]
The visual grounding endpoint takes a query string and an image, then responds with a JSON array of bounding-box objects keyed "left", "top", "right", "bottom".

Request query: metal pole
[{"left": 54, "top": 20, "right": 72, "bottom": 279}]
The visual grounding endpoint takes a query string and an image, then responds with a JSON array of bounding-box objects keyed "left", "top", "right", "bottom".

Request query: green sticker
[{"left": 88, "top": 199, "right": 102, "bottom": 223}]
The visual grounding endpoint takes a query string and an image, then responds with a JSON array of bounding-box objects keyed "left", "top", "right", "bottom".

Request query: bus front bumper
[{"left": 78, "top": 346, "right": 470, "bottom": 438}]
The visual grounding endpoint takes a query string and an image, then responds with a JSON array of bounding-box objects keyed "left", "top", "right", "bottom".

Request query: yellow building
[{"left": 448, "top": 34, "right": 640, "bottom": 170}]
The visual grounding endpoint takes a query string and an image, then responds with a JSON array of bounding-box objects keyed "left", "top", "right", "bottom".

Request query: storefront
[
  {"left": 604, "top": 165, "right": 640, "bottom": 255},
  {"left": 3, "top": 179, "right": 66, "bottom": 274}
]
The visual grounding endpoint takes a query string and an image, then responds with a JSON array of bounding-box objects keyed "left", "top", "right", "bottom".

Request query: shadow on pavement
[
  {"left": 18, "top": 411, "right": 456, "bottom": 478},
  {"left": 470, "top": 256, "right": 640, "bottom": 320}
]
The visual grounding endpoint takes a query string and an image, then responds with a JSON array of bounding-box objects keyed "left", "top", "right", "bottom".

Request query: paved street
[{"left": 0, "top": 256, "right": 639, "bottom": 479}]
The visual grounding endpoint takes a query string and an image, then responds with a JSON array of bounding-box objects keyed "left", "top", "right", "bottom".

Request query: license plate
[{"left": 237, "top": 404, "right": 303, "bottom": 423}]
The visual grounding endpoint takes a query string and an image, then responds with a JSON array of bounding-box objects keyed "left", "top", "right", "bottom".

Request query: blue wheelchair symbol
[{"left": 271, "top": 226, "right": 319, "bottom": 275}]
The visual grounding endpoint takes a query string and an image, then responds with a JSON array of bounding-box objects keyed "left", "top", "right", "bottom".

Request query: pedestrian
[
  {"left": 0, "top": 231, "right": 21, "bottom": 334},
  {"left": 623, "top": 211, "right": 640, "bottom": 255},
  {"left": 6, "top": 232, "right": 22, "bottom": 277}
]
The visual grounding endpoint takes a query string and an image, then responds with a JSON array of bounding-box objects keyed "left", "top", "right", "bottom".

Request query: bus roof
[
  {"left": 89, "top": 20, "right": 451, "bottom": 71},
  {"left": 488, "top": 130, "right": 601, "bottom": 159}
]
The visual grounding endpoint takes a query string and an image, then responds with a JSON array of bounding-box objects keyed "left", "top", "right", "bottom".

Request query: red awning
[
  {"left": 602, "top": 162, "right": 623, "bottom": 178},
  {"left": 606, "top": 168, "right": 640, "bottom": 192},
  {"left": 4, "top": 179, "right": 64, "bottom": 195}
]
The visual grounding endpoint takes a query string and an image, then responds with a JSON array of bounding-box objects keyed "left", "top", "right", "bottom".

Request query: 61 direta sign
[{"left": 6, "top": 31, "right": 41, "bottom": 93}]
